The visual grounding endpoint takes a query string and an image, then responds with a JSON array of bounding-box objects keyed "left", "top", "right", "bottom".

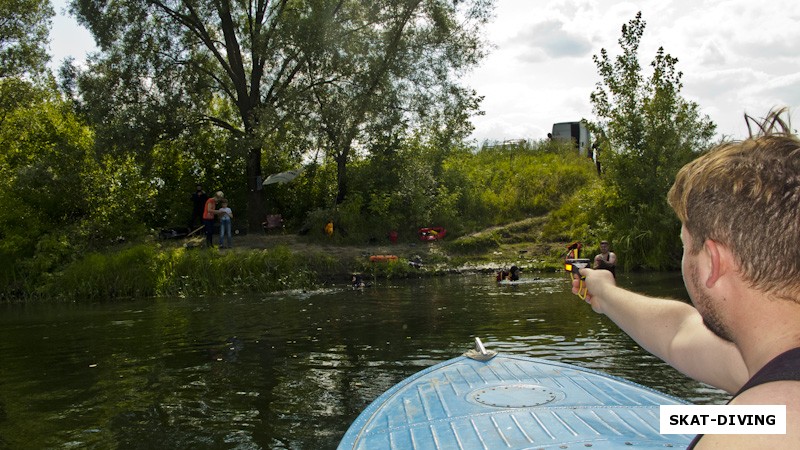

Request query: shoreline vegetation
[
  {"left": 3, "top": 139, "right": 618, "bottom": 304},
  {"left": 14, "top": 217, "right": 575, "bottom": 303},
  {"left": 0, "top": 11, "right": 715, "bottom": 302},
  {"left": 3, "top": 11, "right": 716, "bottom": 304}
]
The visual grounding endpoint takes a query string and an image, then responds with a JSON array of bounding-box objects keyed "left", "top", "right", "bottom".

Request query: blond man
[{"left": 573, "top": 109, "right": 800, "bottom": 449}]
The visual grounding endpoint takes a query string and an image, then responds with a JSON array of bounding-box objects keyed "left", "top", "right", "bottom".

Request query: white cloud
[
  {"left": 698, "top": 39, "right": 727, "bottom": 67},
  {"left": 511, "top": 20, "right": 593, "bottom": 62},
  {"left": 466, "top": 0, "right": 800, "bottom": 143}
]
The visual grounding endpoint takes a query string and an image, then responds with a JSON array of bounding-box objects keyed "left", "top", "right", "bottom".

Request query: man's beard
[{"left": 689, "top": 264, "right": 734, "bottom": 343}]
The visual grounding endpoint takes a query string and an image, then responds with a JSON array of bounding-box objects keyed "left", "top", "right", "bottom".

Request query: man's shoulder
[
  {"left": 732, "top": 381, "right": 800, "bottom": 435},
  {"left": 701, "top": 383, "right": 800, "bottom": 449},
  {"left": 733, "top": 379, "right": 800, "bottom": 405},
  {"left": 696, "top": 432, "right": 799, "bottom": 449}
]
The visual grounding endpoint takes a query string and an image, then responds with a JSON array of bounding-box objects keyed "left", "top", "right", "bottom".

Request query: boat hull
[{"left": 339, "top": 353, "right": 694, "bottom": 449}]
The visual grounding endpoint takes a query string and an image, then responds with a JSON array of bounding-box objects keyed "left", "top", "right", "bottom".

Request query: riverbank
[
  {"left": 172, "top": 217, "right": 569, "bottom": 280},
  {"left": 12, "top": 218, "right": 574, "bottom": 302}
]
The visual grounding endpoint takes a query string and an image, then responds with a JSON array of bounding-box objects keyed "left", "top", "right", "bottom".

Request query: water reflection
[{"left": 0, "top": 272, "right": 728, "bottom": 449}]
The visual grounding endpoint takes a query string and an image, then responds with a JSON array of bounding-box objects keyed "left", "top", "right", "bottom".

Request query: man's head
[
  {"left": 196, "top": 184, "right": 203, "bottom": 191},
  {"left": 599, "top": 241, "right": 610, "bottom": 253},
  {"left": 668, "top": 109, "right": 800, "bottom": 300}
]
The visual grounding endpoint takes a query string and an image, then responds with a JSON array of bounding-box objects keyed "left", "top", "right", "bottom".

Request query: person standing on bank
[
  {"left": 571, "top": 109, "right": 800, "bottom": 449},
  {"left": 190, "top": 184, "right": 208, "bottom": 228},
  {"left": 203, "top": 191, "right": 224, "bottom": 248},
  {"left": 217, "top": 199, "right": 233, "bottom": 249},
  {"left": 593, "top": 240, "right": 617, "bottom": 277}
]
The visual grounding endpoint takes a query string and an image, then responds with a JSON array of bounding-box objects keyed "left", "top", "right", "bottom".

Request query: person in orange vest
[
  {"left": 324, "top": 220, "right": 334, "bottom": 237},
  {"left": 203, "top": 191, "right": 224, "bottom": 248}
]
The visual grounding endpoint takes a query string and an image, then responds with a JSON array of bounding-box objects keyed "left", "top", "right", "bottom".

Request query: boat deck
[{"left": 339, "top": 352, "right": 694, "bottom": 449}]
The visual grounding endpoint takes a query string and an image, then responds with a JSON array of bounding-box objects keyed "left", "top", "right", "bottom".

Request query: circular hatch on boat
[{"left": 468, "top": 384, "right": 563, "bottom": 408}]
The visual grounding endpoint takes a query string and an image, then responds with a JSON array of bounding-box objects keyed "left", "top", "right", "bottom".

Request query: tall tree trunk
[{"left": 335, "top": 150, "right": 348, "bottom": 204}]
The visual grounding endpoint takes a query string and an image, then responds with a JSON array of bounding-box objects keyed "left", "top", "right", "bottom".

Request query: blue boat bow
[{"left": 339, "top": 338, "right": 694, "bottom": 449}]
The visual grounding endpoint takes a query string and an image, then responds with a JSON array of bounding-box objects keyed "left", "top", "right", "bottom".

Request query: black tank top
[
  {"left": 686, "top": 347, "right": 800, "bottom": 448},
  {"left": 598, "top": 253, "right": 616, "bottom": 277}
]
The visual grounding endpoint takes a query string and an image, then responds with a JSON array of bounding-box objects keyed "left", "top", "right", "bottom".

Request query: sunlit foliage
[{"left": 588, "top": 12, "right": 716, "bottom": 269}]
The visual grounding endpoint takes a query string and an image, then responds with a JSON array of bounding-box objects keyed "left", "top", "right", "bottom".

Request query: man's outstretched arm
[{"left": 575, "top": 268, "right": 748, "bottom": 393}]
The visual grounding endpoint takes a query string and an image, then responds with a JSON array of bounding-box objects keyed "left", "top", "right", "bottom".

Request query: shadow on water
[{"left": 0, "top": 272, "right": 728, "bottom": 449}]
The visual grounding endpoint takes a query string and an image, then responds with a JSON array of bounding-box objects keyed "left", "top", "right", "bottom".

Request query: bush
[
  {"left": 440, "top": 141, "right": 599, "bottom": 230},
  {"left": 542, "top": 180, "right": 612, "bottom": 243},
  {"left": 158, "top": 245, "right": 323, "bottom": 297}
]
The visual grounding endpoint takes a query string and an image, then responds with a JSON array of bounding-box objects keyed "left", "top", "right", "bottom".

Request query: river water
[{"left": 0, "top": 272, "right": 729, "bottom": 449}]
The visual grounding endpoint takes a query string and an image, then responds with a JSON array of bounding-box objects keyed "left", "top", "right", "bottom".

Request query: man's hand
[
  {"left": 594, "top": 255, "right": 614, "bottom": 269},
  {"left": 571, "top": 268, "right": 616, "bottom": 313}
]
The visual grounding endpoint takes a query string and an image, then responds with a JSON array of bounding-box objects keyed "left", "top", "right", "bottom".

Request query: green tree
[
  {"left": 0, "top": 78, "right": 171, "bottom": 296},
  {"left": 0, "top": 82, "right": 88, "bottom": 293},
  {"left": 589, "top": 12, "right": 716, "bottom": 270},
  {"left": 0, "top": 0, "right": 53, "bottom": 79},
  {"left": 308, "top": 0, "right": 490, "bottom": 204},
  {"left": 70, "top": 0, "right": 320, "bottom": 229},
  {"left": 69, "top": 0, "right": 492, "bottom": 229}
]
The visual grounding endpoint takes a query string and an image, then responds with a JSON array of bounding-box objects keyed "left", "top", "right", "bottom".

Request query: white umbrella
[{"left": 263, "top": 169, "right": 303, "bottom": 185}]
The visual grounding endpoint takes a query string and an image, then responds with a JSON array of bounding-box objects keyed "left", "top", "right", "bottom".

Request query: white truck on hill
[{"left": 551, "top": 121, "right": 592, "bottom": 158}]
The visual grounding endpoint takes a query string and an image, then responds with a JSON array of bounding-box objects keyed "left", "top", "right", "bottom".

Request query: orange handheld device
[
  {"left": 565, "top": 258, "right": 591, "bottom": 299},
  {"left": 565, "top": 258, "right": 591, "bottom": 276}
]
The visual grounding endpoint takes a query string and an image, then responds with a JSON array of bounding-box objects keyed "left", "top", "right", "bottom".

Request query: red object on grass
[{"left": 418, "top": 227, "right": 446, "bottom": 241}]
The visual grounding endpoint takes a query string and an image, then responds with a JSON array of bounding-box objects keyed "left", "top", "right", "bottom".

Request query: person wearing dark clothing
[
  {"left": 593, "top": 241, "right": 617, "bottom": 278},
  {"left": 686, "top": 347, "right": 800, "bottom": 448},
  {"left": 571, "top": 109, "right": 800, "bottom": 448},
  {"left": 190, "top": 184, "right": 209, "bottom": 228},
  {"left": 496, "top": 266, "right": 521, "bottom": 282}
]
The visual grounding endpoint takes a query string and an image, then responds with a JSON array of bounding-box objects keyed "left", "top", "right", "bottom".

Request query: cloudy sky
[
  {"left": 49, "top": 0, "right": 800, "bottom": 143},
  {"left": 465, "top": 0, "right": 800, "bottom": 143}
]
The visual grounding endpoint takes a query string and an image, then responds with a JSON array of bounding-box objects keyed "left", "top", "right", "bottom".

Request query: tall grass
[
  {"left": 444, "top": 232, "right": 501, "bottom": 255},
  {"left": 442, "top": 141, "right": 599, "bottom": 230},
  {"left": 43, "top": 245, "right": 161, "bottom": 300},
  {"left": 41, "top": 244, "right": 336, "bottom": 301}
]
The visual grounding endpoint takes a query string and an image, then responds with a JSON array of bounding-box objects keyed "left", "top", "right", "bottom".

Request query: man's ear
[{"left": 703, "top": 239, "right": 729, "bottom": 288}]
